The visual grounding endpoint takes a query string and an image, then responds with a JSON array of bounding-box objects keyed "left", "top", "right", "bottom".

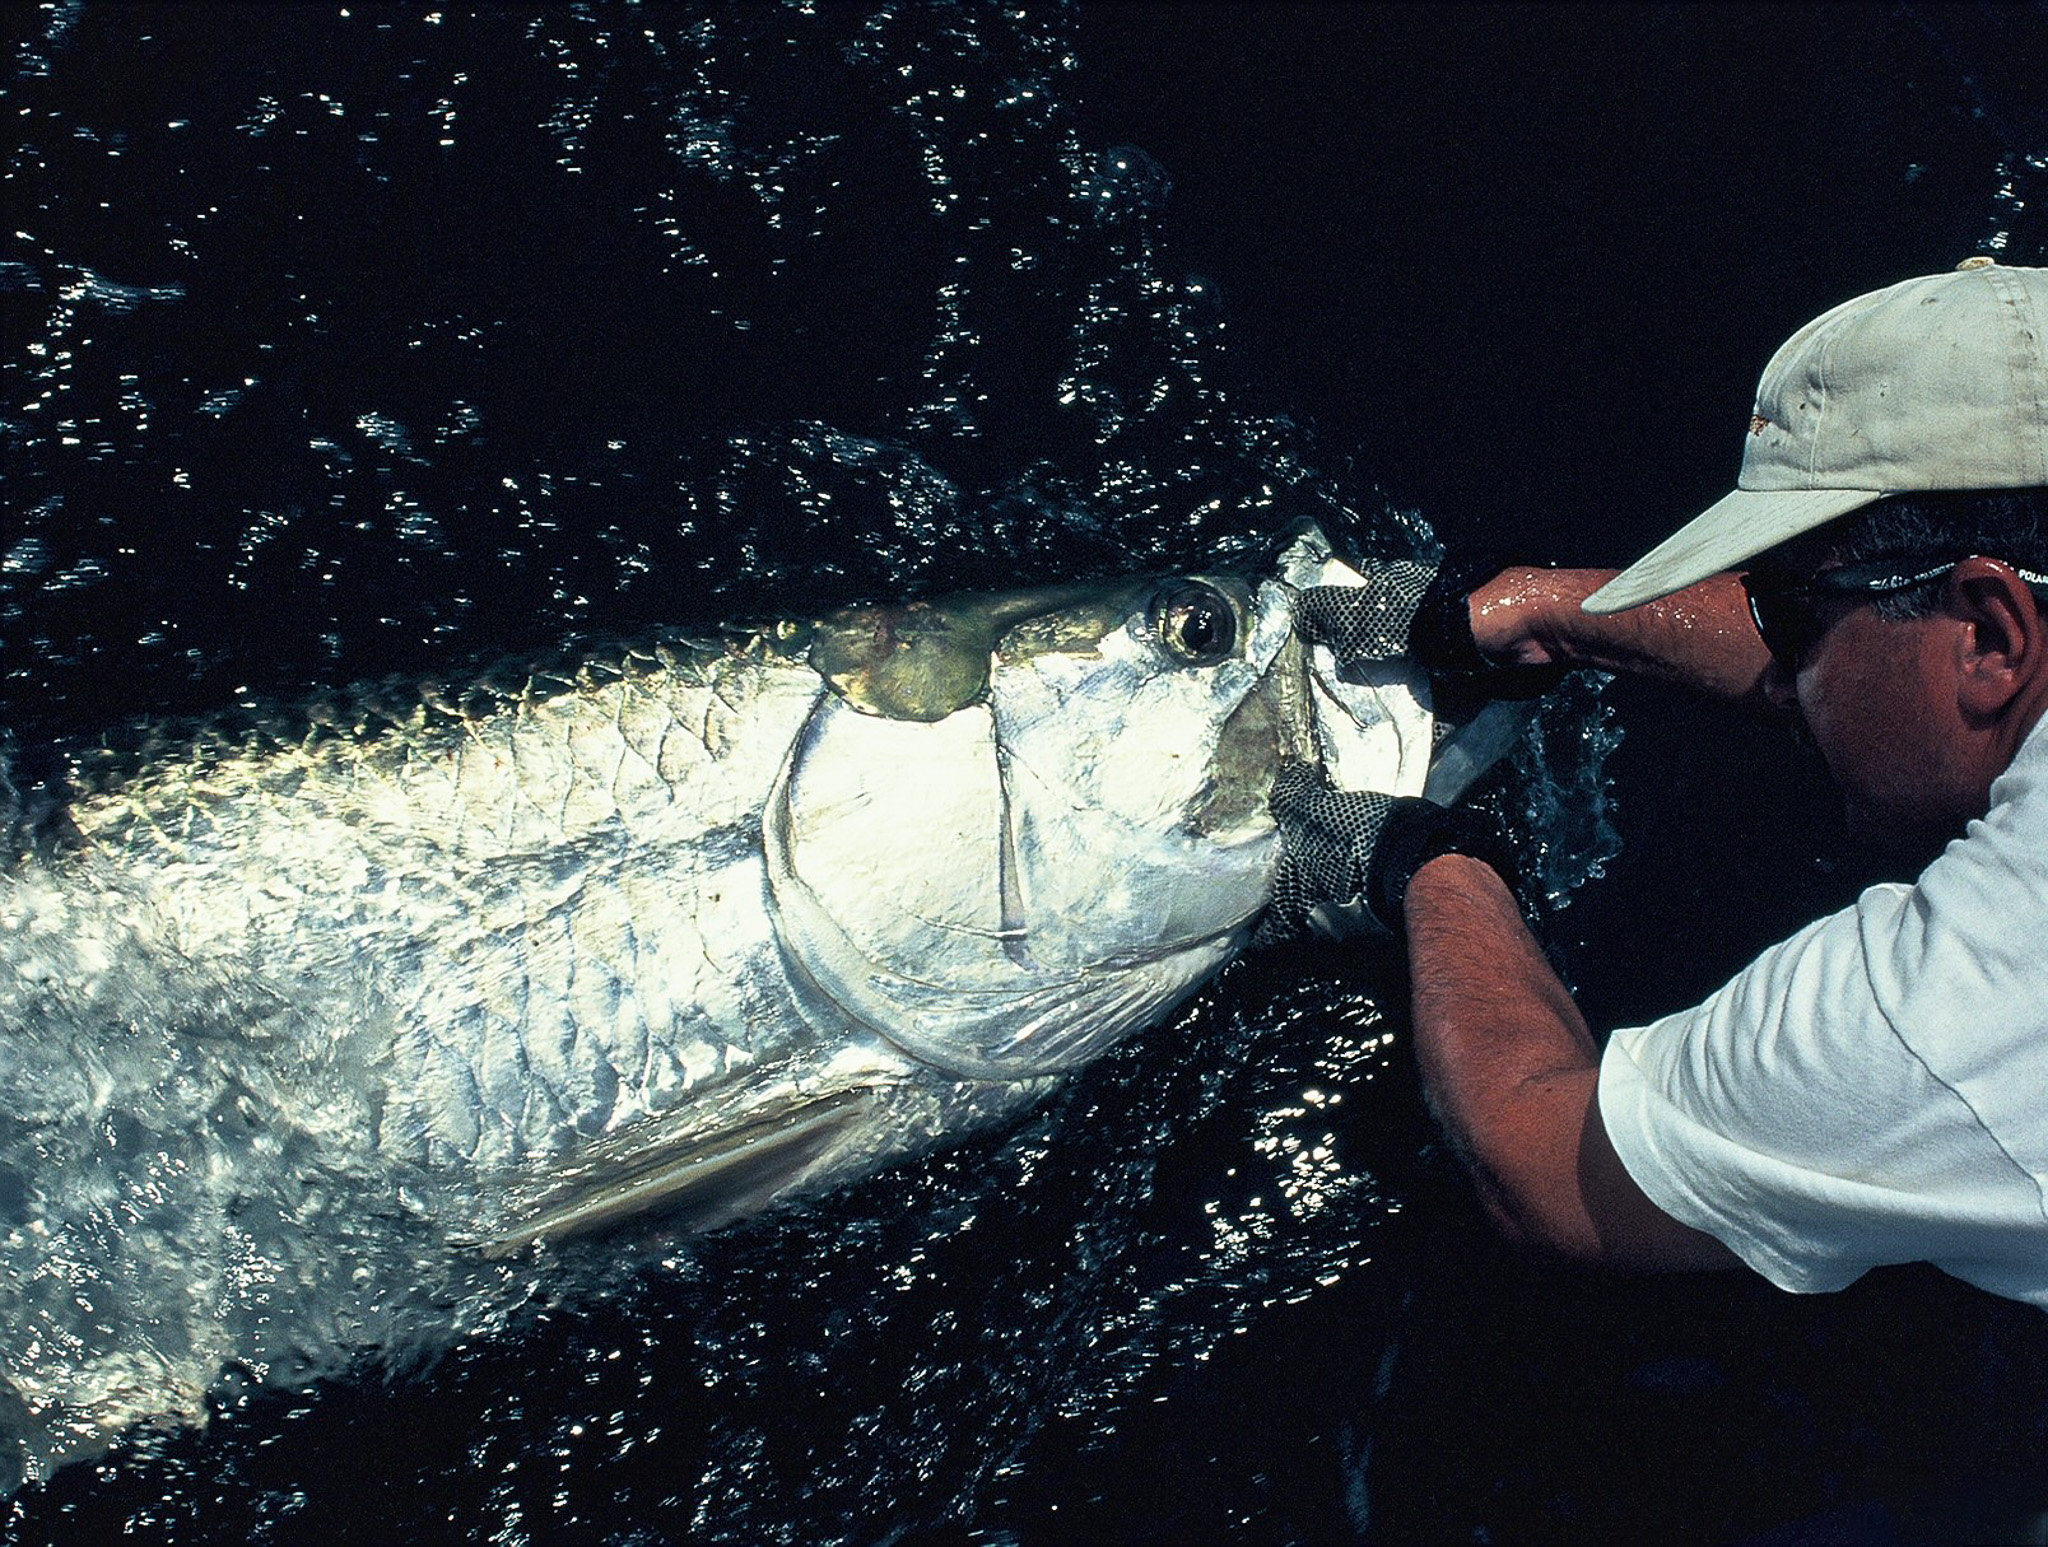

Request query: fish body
[{"left": 0, "top": 525, "right": 1459, "bottom": 1483}]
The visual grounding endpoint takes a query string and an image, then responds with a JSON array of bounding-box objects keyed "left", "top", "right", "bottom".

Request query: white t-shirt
[{"left": 1599, "top": 715, "right": 2048, "bottom": 1310}]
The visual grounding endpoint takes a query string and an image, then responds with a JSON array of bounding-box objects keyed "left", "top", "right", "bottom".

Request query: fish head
[
  {"left": 768, "top": 523, "right": 1434, "bottom": 1080},
  {"left": 978, "top": 522, "right": 1434, "bottom": 970}
]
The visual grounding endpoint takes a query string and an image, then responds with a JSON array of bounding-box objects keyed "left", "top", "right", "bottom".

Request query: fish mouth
[
  {"left": 1268, "top": 623, "right": 1322, "bottom": 773},
  {"left": 1250, "top": 557, "right": 1345, "bottom": 786},
  {"left": 1252, "top": 523, "right": 1342, "bottom": 779},
  {"left": 1254, "top": 525, "right": 1440, "bottom": 803}
]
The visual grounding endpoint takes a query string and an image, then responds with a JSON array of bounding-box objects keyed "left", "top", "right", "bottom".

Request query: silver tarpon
[{"left": 0, "top": 524, "right": 1508, "bottom": 1486}]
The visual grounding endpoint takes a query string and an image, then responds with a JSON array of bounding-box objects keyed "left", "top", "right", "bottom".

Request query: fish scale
[{"left": 52, "top": 632, "right": 831, "bottom": 1180}]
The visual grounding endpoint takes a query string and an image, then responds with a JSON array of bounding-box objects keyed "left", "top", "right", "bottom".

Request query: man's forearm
[
  {"left": 1402, "top": 854, "right": 1740, "bottom": 1271},
  {"left": 1469, "top": 567, "right": 1775, "bottom": 707},
  {"left": 1402, "top": 854, "right": 1602, "bottom": 1253}
]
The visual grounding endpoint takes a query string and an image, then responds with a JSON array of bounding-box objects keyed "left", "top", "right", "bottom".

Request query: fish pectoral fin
[{"left": 474, "top": 1086, "right": 880, "bottom": 1256}]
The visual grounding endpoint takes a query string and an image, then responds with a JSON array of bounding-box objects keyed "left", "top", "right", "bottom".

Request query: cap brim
[{"left": 1581, "top": 486, "right": 1883, "bottom": 614}]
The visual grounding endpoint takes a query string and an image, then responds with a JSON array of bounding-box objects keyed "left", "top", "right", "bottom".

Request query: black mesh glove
[
  {"left": 1296, "top": 552, "right": 1565, "bottom": 700},
  {"left": 1253, "top": 762, "right": 1521, "bottom": 947}
]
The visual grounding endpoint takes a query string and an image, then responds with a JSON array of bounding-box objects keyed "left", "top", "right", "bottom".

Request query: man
[{"left": 1272, "top": 258, "right": 2047, "bottom": 1308}]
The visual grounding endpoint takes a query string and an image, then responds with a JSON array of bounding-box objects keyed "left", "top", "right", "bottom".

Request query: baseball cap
[{"left": 1583, "top": 259, "right": 2048, "bottom": 614}]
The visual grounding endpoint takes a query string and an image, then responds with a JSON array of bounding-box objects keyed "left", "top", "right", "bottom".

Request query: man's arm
[
  {"left": 1467, "top": 568, "right": 1777, "bottom": 708},
  {"left": 1403, "top": 852, "right": 1740, "bottom": 1271}
]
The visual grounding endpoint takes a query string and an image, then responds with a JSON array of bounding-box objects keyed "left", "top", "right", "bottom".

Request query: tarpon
[{"left": 0, "top": 523, "right": 1514, "bottom": 1487}]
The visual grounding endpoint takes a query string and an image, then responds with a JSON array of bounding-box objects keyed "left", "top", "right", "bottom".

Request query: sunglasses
[
  {"left": 1741, "top": 554, "right": 2048, "bottom": 666},
  {"left": 1741, "top": 557, "right": 1960, "bottom": 667}
]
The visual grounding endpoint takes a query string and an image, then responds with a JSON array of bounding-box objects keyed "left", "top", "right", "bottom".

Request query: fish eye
[{"left": 1151, "top": 581, "right": 1238, "bottom": 665}]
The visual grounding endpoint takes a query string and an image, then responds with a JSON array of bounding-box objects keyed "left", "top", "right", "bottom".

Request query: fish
[{"left": 0, "top": 522, "right": 1515, "bottom": 1487}]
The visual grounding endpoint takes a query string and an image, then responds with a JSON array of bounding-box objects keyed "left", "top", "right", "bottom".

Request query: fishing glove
[
  {"left": 1253, "top": 762, "right": 1520, "bottom": 947},
  {"left": 1295, "top": 553, "right": 1564, "bottom": 700}
]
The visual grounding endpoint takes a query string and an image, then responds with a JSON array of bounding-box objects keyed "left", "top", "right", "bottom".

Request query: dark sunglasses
[
  {"left": 1741, "top": 554, "right": 2048, "bottom": 666},
  {"left": 1741, "top": 557, "right": 1960, "bottom": 666}
]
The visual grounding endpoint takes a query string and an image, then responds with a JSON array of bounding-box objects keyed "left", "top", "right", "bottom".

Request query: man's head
[
  {"left": 1585, "top": 260, "right": 2048, "bottom": 853},
  {"left": 1746, "top": 491, "right": 2048, "bottom": 852}
]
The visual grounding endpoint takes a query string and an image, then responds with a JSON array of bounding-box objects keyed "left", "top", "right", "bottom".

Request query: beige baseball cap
[{"left": 1583, "top": 258, "right": 2048, "bottom": 614}]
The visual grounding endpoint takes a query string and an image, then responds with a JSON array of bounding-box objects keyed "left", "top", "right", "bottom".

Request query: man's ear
[{"left": 1947, "top": 557, "right": 2043, "bottom": 721}]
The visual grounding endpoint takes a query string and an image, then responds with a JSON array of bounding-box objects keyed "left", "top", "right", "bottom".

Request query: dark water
[{"left": 4, "top": 3, "right": 2046, "bottom": 1542}]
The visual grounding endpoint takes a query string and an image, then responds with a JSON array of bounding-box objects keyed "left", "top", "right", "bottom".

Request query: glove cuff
[
  {"left": 1410, "top": 554, "right": 1567, "bottom": 701},
  {"left": 1365, "top": 798, "right": 1521, "bottom": 933}
]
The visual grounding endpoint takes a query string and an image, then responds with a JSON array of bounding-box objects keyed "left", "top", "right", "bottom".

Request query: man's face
[{"left": 1761, "top": 586, "right": 1977, "bottom": 858}]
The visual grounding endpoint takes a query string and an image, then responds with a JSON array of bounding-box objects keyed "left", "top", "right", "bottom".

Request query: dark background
[{"left": 1079, "top": 3, "right": 2043, "bottom": 563}]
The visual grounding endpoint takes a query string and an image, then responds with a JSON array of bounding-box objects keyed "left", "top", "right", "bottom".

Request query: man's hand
[
  {"left": 1254, "top": 763, "right": 1519, "bottom": 947},
  {"left": 1297, "top": 554, "right": 1566, "bottom": 699},
  {"left": 1254, "top": 765, "right": 1398, "bottom": 947},
  {"left": 1299, "top": 559, "right": 1778, "bottom": 708}
]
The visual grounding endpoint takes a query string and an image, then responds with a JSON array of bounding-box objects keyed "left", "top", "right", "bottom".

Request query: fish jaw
[{"left": 1260, "top": 525, "right": 1436, "bottom": 801}]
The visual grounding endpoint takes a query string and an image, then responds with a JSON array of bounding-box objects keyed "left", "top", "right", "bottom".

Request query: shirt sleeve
[{"left": 1598, "top": 878, "right": 2048, "bottom": 1304}]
